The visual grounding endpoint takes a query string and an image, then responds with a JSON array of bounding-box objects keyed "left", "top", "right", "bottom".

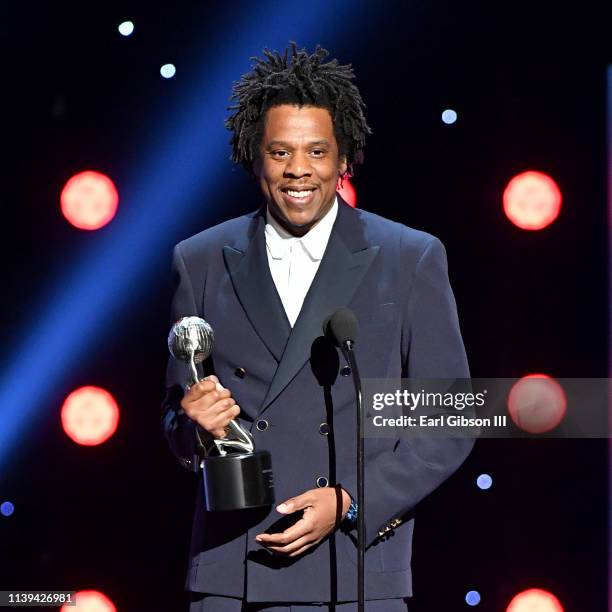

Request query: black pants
[{"left": 189, "top": 594, "right": 409, "bottom": 611}]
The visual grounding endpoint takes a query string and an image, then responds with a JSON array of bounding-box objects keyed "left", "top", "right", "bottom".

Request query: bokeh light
[
  {"left": 503, "top": 170, "right": 562, "bottom": 230},
  {"left": 476, "top": 473, "right": 493, "bottom": 490},
  {"left": 507, "top": 374, "right": 567, "bottom": 434},
  {"left": 60, "top": 171, "right": 119, "bottom": 230},
  {"left": 337, "top": 177, "right": 356, "bottom": 207},
  {"left": 61, "top": 386, "right": 120, "bottom": 446},
  {"left": 506, "top": 588, "right": 563, "bottom": 612},
  {"left": 1, "top": 501, "right": 15, "bottom": 517},
  {"left": 160, "top": 63, "right": 176, "bottom": 79},
  {"left": 61, "top": 590, "right": 116, "bottom": 612},
  {"left": 442, "top": 108, "right": 458, "bottom": 124},
  {"left": 465, "top": 590, "right": 481, "bottom": 605},
  {"left": 118, "top": 21, "right": 134, "bottom": 36}
]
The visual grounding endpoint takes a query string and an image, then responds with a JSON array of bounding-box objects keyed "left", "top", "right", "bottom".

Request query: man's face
[{"left": 253, "top": 104, "right": 348, "bottom": 237}]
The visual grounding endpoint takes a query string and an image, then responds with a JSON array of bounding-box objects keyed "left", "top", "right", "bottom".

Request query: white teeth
[{"left": 286, "top": 190, "right": 313, "bottom": 198}]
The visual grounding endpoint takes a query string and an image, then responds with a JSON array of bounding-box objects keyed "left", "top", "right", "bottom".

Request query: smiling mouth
[{"left": 281, "top": 187, "right": 317, "bottom": 200}]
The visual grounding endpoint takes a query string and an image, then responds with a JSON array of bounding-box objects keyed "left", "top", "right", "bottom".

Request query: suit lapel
[
  {"left": 223, "top": 209, "right": 291, "bottom": 362},
  {"left": 258, "top": 198, "right": 379, "bottom": 414}
]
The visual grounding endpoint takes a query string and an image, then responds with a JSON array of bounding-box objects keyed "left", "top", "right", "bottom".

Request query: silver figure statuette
[{"left": 168, "top": 316, "right": 254, "bottom": 455}]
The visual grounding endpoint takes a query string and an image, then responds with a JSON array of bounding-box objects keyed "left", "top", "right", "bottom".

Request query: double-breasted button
[
  {"left": 316, "top": 476, "right": 329, "bottom": 488},
  {"left": 340, "top": 366, "right": 352, "bottom": 377},
  {"left": 234, "top": 367, "right": 246, "bottom": 379},
  {"left": 319, "top": 422, "right": 330, "bottom": 435},
  {"left": 256, "top": 419, "right": 269, "bottom": 431}
]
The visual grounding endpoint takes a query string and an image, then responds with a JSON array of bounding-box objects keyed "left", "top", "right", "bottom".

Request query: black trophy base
[{"left": 202, "top": 450, "right": 274, "bottom": 511}]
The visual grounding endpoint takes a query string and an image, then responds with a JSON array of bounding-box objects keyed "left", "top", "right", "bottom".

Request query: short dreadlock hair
[{"left": 225, "top": 42, "right": 371, "bottom": 176}]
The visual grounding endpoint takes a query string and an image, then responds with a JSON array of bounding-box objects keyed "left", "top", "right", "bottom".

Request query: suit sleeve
[
  {"left": 339, "top": 235, "right": 474, "bottom": 546},
  {"left": 160, "top": 243, "right": 205, "bottom": 472}
]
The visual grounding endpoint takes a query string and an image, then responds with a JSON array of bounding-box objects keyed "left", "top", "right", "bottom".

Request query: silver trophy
[{"left": 168, "top": 316, "right": 274, "bottom": 511}]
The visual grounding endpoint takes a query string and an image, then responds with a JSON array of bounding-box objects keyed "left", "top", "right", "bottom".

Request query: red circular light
[
  {"left": 61, "top": 590, "right": 116, "bottom": 612},
  {"left": 507, "top": 374, "right": 567, "bottom": 434},
  {"left": 503, "top": 171, "right": 561, "bottom": 230},
  {"left": 61, "top": 386, "right": 120, "bottom": 446},
  {"left": 337, "top": 178, "right": 357, "bottom": 207},
  {"left": 507, "top": 588, "right": 563, "bottom": 612},
  {"left": 60, "top": 171, "right": 119, "bottom": 230}
]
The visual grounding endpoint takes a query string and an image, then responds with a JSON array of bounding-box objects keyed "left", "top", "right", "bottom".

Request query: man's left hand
[{"left": 255, "top": 486, "right": 352, "bottom": 557}]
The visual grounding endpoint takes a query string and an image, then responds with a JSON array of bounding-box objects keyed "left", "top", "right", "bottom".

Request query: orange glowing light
[
  {"left": 61, "top": 386, "right": 120, "bottom": 446},
  {"left": 507, "top": 374, "right": 567, "bottom": 434},
  {"left": 60, "top": 170, "right": 119, "bottom": 230},
  {"left": 61, "top": 590, "right": 117, "bottom": 612},
  {"left": 337, "top": 178, "right": 357, "bottom": 207},
  {"left": 503, "top": 170, "right": 561, "bottom": 230},
  {"left": 507, "top": 588, "right": 563, "bottom": 612}
]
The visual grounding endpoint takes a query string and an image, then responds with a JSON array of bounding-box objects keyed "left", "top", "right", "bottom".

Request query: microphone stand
[{"left": 342, "top": 339, "right": 364, "bottom": 612}]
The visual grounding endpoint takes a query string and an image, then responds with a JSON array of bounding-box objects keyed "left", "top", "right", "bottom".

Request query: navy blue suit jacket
[{"left": 162, "top": 196, "right": 473, "bottom": 602}]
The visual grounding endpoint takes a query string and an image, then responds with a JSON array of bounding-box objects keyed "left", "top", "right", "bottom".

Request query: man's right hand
[{"left": 180, "top": 375, "right": 241, "bottom": 439}]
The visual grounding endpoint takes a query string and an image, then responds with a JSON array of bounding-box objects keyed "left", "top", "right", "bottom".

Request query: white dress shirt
[{"left": 265, "top": 197, "right": 338, "bottom": 327}]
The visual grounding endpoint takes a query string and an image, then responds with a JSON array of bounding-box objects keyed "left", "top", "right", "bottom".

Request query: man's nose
[{"left": 284, "top": 151, "right": 312, "bottom": 177}]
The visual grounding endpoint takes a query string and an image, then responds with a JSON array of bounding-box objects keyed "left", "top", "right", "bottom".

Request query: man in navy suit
[{"left": 162, "top": 43, "right": 474, "bottom": 611}]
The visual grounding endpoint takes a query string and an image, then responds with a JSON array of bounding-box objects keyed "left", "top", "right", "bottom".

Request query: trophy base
[{"left": 202, "top": 450, "right": 274, "bottom": 511}]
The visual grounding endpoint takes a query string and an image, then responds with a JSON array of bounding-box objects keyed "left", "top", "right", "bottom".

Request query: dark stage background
[{"left": 0, "top": 1, "right": 609, "bottom": 610}]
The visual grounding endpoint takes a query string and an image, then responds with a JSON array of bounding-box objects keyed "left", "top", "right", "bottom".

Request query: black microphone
[
  {"left": 323, "top": 308, "right": 359, "bottom": 350},
  {"left": 324, "top": 307, "right": 365, "bottom": 612}
]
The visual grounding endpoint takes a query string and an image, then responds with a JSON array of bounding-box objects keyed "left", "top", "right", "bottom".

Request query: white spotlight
[
  {"left": 118, "top": 21, "right": 134, "bottom": 37},
  {"left": 160, "top": 63, "right": 176, "bottom": 79},
  {"left": 441, "top": 108, "right": 458, "bottom": 124}
]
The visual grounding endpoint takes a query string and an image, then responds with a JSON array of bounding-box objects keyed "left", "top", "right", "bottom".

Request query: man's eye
[
  {"left": 311, "top": 149, "right": 325, "bottom": 156},
  {"left": 272, "top": 150, "right": 288, "bottom": 158}
]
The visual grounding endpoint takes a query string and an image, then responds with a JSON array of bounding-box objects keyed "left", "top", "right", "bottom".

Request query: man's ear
[{"left": 338, "top": 155, "right": 348, "bottom": 177}]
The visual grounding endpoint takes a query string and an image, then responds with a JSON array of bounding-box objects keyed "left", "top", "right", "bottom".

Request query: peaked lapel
[
  {"left": 258, "top": 197, "right": 379, "bottom": 415},
  {"left": 223, "top": 208, "right": 291, "bottom": 362}
]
